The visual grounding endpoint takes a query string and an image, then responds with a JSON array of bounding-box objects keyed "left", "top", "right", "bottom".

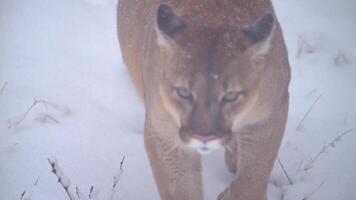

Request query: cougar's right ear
[
  {"left": 157, "top": 4, "right": 186, "bottom": 37},
  {"left": 156, "top": 4, "right": 186, "bottom": 47}
]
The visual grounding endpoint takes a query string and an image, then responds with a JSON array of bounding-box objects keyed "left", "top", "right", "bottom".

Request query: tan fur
[{"left": 118, "top": 0, "right": 290, "bottom": 199}]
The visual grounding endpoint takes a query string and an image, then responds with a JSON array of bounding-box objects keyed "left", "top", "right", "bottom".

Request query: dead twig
[
  {"left": 35, "top": 114, "right": 59, "bottom": 124},
  {"left": 76, "top": 187, "right": 81, "bottom": 199},
  {"left": 88, "top": 186, "right": 94, "bottom": 199},
  {"left": 303, "top": 179, "right": 326, "bottom": 200},
  {"left": 305, "top": 88, "right": 318, "bottom": 98},
  {"left": 297, "top": 159, "right": 304, "bottom": 171},
  {"left": 277, "top": 156, "right": 294, "bottom": 185},
  {"left": 110, "top": 155, "right": 125, "bottom": 200},
  {"left": 0, "top": 81, "right": 8, "bottom": 96},
  {"left": 296, "top": 36, "right": 315, "bottom": 59},
  {"left": 12, "top": 98, "right": 49, "bottom": 127},
  {"left": 304, "top": 128, "right": 356, "bottom": 171},
  {"left": 19, "top": 176, "right": 40, "bottom": 200},
  {"left": 7, "top": 119, "right": 12, "bottom": 129},
  {"left": 334, "top": 51, "right": 349, "bottom": 66},
  {"left": 75, "top": 186, "right": 87, "bottom": 200},
  {"left": 48, "top": 158, "right": 78, "bottom": 200},
  {"left": 34, "top": 176, "right": 40, "bottom": 186},
  {"left": 47, "top": 156, "right": 126, "bottom": 200},
  {"left": 11, "top": 98, "right": 70, "bottom": 128},
  {"left": 19, "top": 191, "right": 26, "bottom": 200},
  {"left": 296, "top": 93, "right": 323, "bottom": 131}
]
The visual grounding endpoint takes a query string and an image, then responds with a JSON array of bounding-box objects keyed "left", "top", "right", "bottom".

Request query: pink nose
[{"left": 191, "top": 134, "right": 219, "bottom": 143}]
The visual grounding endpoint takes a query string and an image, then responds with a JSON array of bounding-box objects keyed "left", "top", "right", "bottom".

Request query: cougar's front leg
[
  {"left": 219, "top": 109, "right": 288, "bottom": 200},
  {"left": 144, "top": 129, "right": 204, "bottom": 200}
]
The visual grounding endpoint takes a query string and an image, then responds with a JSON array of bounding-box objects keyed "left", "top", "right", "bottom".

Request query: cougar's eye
[
  {"left": 176, "top": 87, "right": 193, "bottom": 100},
  {"left": 222, "top": 91, "right": 241, "bottom": 103}
]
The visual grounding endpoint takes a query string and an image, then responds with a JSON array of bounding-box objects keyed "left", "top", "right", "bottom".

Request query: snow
[{"left": 0, "top": 0, "right": 355, "bottom": 200}]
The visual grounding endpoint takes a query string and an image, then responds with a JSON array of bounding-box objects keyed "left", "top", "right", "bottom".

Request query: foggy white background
[{"left": 1, "top": 0, "right": 356, "bottom": 199}]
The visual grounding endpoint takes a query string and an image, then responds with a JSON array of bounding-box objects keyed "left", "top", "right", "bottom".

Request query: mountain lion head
[{"left": 155, "top": 4, "right": 275, "bottom": 154}]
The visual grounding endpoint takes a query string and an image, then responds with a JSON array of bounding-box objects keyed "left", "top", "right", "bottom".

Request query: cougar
[{"left": 117, "top": 0, "right": 290, "bottom": 199}]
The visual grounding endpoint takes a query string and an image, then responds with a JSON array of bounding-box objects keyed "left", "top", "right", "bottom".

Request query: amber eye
[
  {"left": 222, "top": 92, "right": 241, "bottom": 103},
  {"left": 176, "top": 87, "right": 193, "bottom": 100}
]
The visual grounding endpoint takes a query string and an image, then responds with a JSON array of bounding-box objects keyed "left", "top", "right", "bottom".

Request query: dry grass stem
[
  {"left": 88, "top": 186, "right": 94, "bottom": 199},
  {"left": 110, "top": 155, "right": 126, "bottom": 200},
  {"left": 18, "top": 176, "right": 40, "bottom": 200},
  {"left": 0, "top": 81, "right": 8, "bottom": 96},
  {"left": 303, "top": 179, "right": 326, "bottom": 200},
  {"left": 10, "top": 98, "right": 70, "bottom": 128},
  {"left": 297, "top": 159, "right": 304, "bottom": 171},
  {"left": 12, "top": 98, "right": 50, "bottom": 127},
  {"left": 19, "top": 191, "right": 26, "bottom": 200},
  {"left": 305, "top": 128, "right": 356, "bottom": 171},
  {"left": 277, "top": 156, "right": 294, "bottom": 185},
  {"left": 305, "top": 88, "right": 318, "bottom": 98},
  {"left": 296, "top": 93, "right": 323, "bottom": 131},
  {"left": 48, "top": 158, "right": 78, "bottom": 200},
  {"left": 296, "top": 36, "right": 315, "bottom": 59},
  {"left": 334, "top": 51, "right": 349, "bottom": 66}
]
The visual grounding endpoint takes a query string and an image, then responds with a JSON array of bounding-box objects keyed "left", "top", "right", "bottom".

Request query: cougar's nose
[{"left": 191, "top": 134, "right": 220, "bottom": 143}]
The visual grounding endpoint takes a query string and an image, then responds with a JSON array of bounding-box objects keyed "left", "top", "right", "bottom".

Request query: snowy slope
[{"left": 0, "top": 0, "right": 355, "bottom": 200}]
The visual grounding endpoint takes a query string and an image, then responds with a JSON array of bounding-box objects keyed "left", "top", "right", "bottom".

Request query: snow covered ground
[{"left": 0, "top": 0, "right": 355, "bottom": 199}]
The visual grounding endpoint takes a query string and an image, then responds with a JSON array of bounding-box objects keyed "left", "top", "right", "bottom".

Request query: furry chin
[
  {"left": 195, "top": 147, "right": 215, "bottom": 155},
  {"left": 188, "top": 138, "right": 223, "bottom": 155}
]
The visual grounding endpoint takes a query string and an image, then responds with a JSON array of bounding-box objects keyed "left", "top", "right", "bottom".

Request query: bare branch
[
  {"left": 110, "top": 155, "right": 125, "bottom": 200},
  {"left": 296, "top": 36, "right": 315, "bottom": 59},
  {"left": 88, "top": 186, "right": 94, "bottom": 199},
  {"left": 0, "top": 81, "right": 8, "bottom": 96},
  {"left": 19, "top": 191, "right": 26, "bottom": 200},
  {"left": 34, "top": 176, "right": 40, "bottom": 186},
  {"left": 120, "top": 156, "right": 125, "bottom": 171},
  {"left": 304, "top": 128, "right": 356, "bottom": 171},
  {"left": 13, "top": 98, "right": 45, "bottom": 127},
  {"left": 48, "top": 158, "right": 78, "bottom": 200},
  {"left": 297, "top": 159, "right": 304, "bottom": 171},
  {"left": 296, "top": 93, "right": 323, "bottom": 131},
  {"left": 35, "top": 114, "right": 59, "bottom": 124},
  {"left": 334, "top": 51, "right": 349, "bottom": 66},
  {"left": 76, "top": 187, "right": 80, "bottom": 199},
  {"left": 7, "top": 119, "right": 12, "bottom": 129},
  {"left": 305, "top": 88, "right": 318, "bottom": 98},
  {"left": 277, "top": 156, "right": 294, "bottom": 185},
  {"left": 18, "top": 176, "right": 40, "bottom": 200},
  {"left": 303, "top": 179, "right": 326, "bottom": 200},
  {"left": 11, "top": 98, "right": 70, "bottom": 127}
]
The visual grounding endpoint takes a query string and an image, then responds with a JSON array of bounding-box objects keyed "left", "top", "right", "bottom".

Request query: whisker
[
  {"left": 145, "top": 134, "right": 178, "bottom": 140},
  {"left": 145, "top": 126, "right": 178, "bottom": 133},
  {"left": 146, "top": 119, "right": 177, "bottom": 126}
]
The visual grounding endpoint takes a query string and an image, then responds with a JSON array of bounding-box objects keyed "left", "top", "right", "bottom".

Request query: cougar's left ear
[
  {"left": 242, "top": 13, "right": 275, "bottom": 57},
  {"left": 156, "top": 4, "right": 186, "bottom": 48}
]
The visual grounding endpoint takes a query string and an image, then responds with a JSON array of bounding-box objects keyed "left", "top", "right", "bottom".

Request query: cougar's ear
[
  {"left": 157, "top": 4, "right": 186, "bottom": 37},
  {"left": 242, "top": 13, "right": 275, "bottom": 57},
  {"left": 156, "top": 4, "right": 186, "bottom": 47}
]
